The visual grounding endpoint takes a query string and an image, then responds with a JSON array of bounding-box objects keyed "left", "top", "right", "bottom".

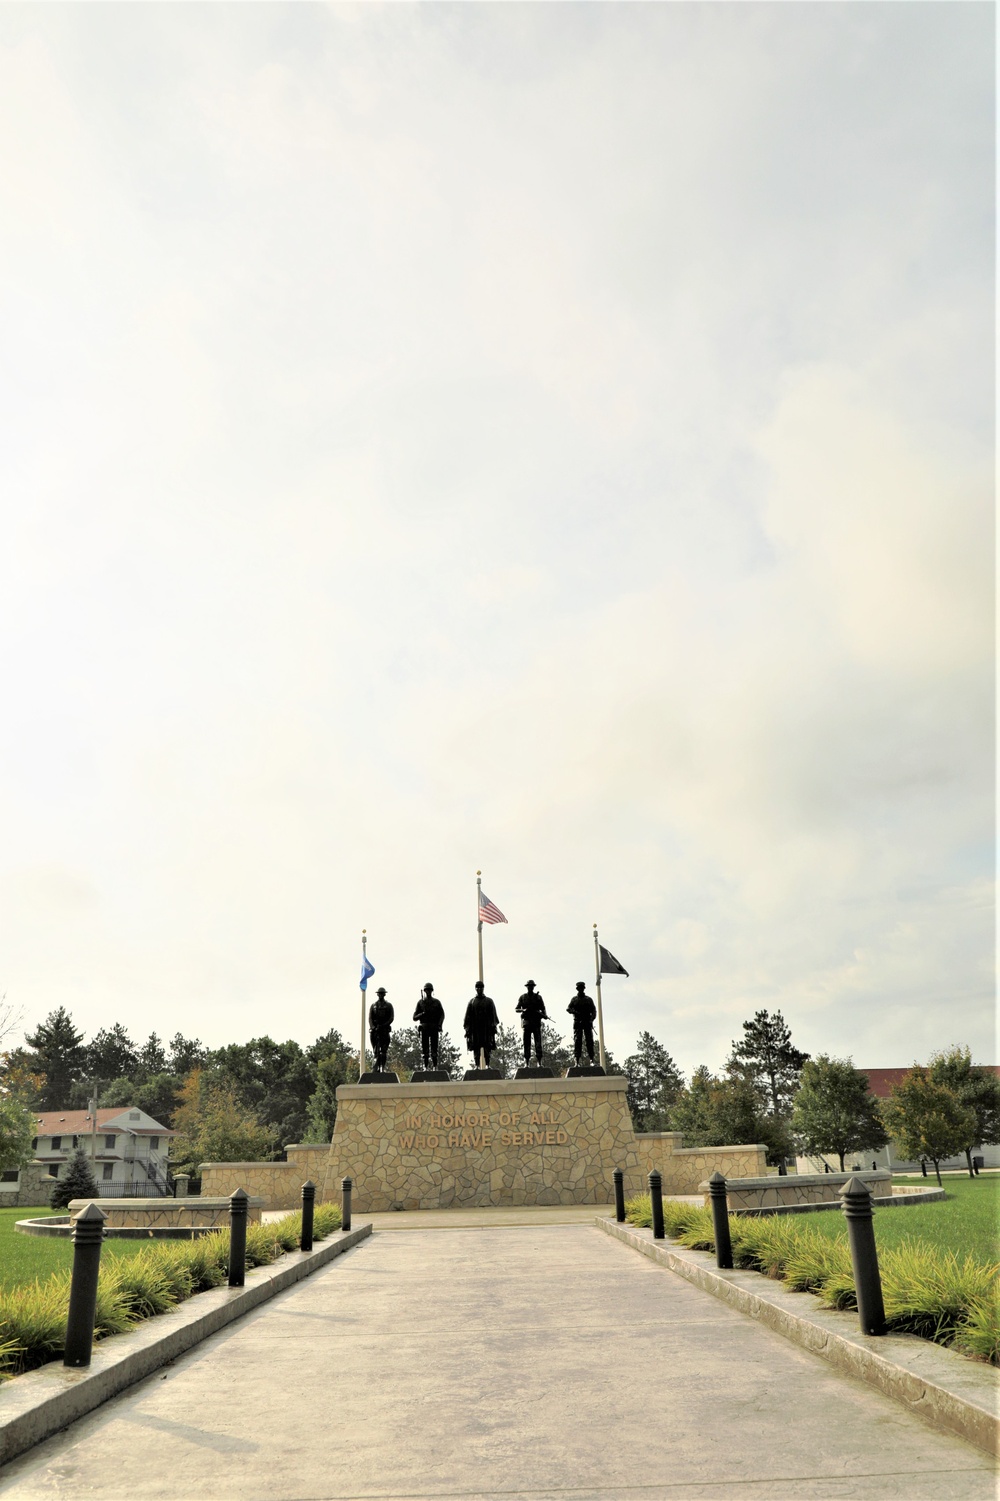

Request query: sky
[{"left": 0, "top": 3, "right": 994, "bottom": 1078}]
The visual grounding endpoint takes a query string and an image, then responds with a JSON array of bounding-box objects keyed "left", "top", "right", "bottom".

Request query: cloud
[{"left": 0, "top": 4, "right": 992, "bottom": 1073}]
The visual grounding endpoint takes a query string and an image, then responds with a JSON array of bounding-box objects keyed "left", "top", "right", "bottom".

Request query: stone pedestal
[
  {"left": 322, "top": 1076, "right": 641, "bottom": 1211},
  {"left": 411, "top": 1069, "right": 451, "bottom": 1083},
  {"left": 358, "top": 1071, "right": 400, "bottom": 1084},
  {"left": 566, "top": 1064, "right": 606, "bottom": 1077},
  {"left": 463, "top": 1068, "right": 503, "bottom": 1081},
  {"left": 515, "top": 1066, "right": 554, "bottom": 1079}
]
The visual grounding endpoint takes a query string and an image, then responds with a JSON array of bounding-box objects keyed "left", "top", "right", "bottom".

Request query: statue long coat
[{"left": 463, "top": 993, "right": 499, "bottom": 1059}]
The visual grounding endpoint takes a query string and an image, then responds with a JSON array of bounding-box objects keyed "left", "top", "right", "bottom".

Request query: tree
[
  {"left": 100, "top": 1072, "right": 182, "bottom": 1126},
  {"left": 624, "top": 1032, "right": 684, "bottom": 1132},
  {"left": 668, "top": 1067, "right": 787, "bottom": 1162},
  {"left": 928, "top": 1047, "right": 1000, "bottom": 1177},
  {"left": 539, "top": 1022, "right": 573, "bottom": 1075},
  {"left": 51, "top": 1144, "right": 100, "bottom": 1210},
  {"left": 882, "top": 1067, "right": 976, "bottom": 1186},
  {"left": 669, "top": 1065, "right": 717, "bottom": 1144},
  {"left": 791, "top": 1055, "right": 888, "bottom": 1170},
  {"left": 304, "top": 1040, "right": 360, "bottom": 1143},
  {"left": 0, "top": 1093, "right": 35, "bottom": 1174},
  {"left": 24, "top": 1007, "right": 87, "bottom": 1109},
  {"left": 168, "top": 1033, "right": 208, "bottom": 1075},
  {"left": 728, "top": 1010, "right": 809, "bottom": 1119},
  {"left": 170, "top": 1070, "right": 277, "bottom": 1178},
  {"left": 135, "top": 1032, "right": 168, "bottom": 1082},
  {"left": 386, "top": 1027, "right": 462, "bottom": 1081},
  {"left": 208, "top": 1036, "right": 314, "bottom": 1148},
  {"left": 86, "top": 1023, "right": 138, "bottom": 1085}
]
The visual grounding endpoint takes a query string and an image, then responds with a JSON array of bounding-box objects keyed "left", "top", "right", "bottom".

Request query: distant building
[
  {"left": 796, "top": 1065, "right": 1000, "bottom": 1175},
  {"left": 0, "top": 1107, "right": 176, "bottom": 1206}
]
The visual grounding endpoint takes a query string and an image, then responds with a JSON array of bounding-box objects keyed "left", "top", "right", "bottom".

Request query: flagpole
[
  {"left": 360, "top": 929, "right": 368, "bottom": 1079},
  {"left": 476, "top": 872, "right": 484, "bottom": 984},
  {"left": 593, "top": 923, "right": 607, "bottom": 1071}
]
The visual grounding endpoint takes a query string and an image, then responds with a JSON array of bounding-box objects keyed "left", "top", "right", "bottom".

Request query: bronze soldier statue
[
  {"left": 567, "top": 981, "right": 597, "bottom": 1065},
  {"left": 368, "top": 987, "right": 394, "bottom": 1073},
  {"left": 464, "top": 981, "right": 499, "bottom": 1070},
  {"left": 515, "top": 980, "right": 547, "bottom": 1066},
  {"left": 413, "top": 982, "right": 445, "bottom": 1069}
]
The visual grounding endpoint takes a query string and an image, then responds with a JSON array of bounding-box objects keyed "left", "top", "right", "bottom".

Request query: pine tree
[
  {"left": 624, "top": 1032, "right": 684, "bottom": 1132},
  {"left": 24, "top": 1007, "right": 87, "bottom": 1109},
  {"left": 86, "top": 1023, "right": 139, "bottom": 1085},
  {"left": 51, "top": 1144, "right": 100, "bottom": 1210},
  {"left": 728, "top": 1010, "right": 809, "bottom": 1118}
]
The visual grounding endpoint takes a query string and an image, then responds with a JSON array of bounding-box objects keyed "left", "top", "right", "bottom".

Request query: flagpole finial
[
  {"left": 362, "top": 928, "right": 366, "bottom": 935},
  {"left": 477, "top": 870, "right": 481, "bottom": 877}
]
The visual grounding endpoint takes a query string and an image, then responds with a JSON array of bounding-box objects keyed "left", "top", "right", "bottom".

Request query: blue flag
[{"left": 360, "top": 952, "right": 375, "bottom": 991}]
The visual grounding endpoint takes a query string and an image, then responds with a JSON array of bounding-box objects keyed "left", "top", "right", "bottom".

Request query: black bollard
[
  {"left": 648, "top": 1169, "right": 665, "bottom": 1240},
  {"left": 839, "top": 1177, "right": 886, "bottom": 1336},
  {"left": 300, "top": 1180, "right": 316, "bottom": 1253},
  {"left": 707, "top": 1172, "right": 733, "bottom": 1270},
  {"left": 63, "top": 1203, "right": 106, "bottom": 1368},
  {"left": 342, "top": 1176, "right": 352, "bottom": 1232},
  {"left": 228, "top": 1188, "right": 248, "bottom": 1288},
  {"left": 613, "top": 1168, "right": 626, "bottom": 1223}
]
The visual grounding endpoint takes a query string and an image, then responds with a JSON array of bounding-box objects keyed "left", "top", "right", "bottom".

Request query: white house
[{"left": 0, "top": 1107, "right": 176, "bottom": 1201}]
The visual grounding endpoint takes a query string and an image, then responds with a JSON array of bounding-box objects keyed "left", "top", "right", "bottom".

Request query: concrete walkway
[{"left": 0, "top": 1224, "right": 996, "bottom": 1500}]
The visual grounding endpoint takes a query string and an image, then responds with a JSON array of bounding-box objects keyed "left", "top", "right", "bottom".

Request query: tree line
[{"left": 1, "top": 1005, "right": 997, "bottom": 1186}]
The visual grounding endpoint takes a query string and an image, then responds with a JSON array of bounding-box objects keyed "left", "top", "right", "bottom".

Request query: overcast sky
[{"left": 1, "top": 3, "right": 994, "bottom": 1077}]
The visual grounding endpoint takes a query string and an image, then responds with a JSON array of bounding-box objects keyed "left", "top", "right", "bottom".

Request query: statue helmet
[
  {"left": 424, "top": 982, "right": 434, "bottom": 992},
  {"left": 474, "top": 980, "right": 484, "bottom": 991},
  {"left": 576, "top": 981, "right": 586, "bottom": 990},
  {"left": 525, "top": 980, "right": 535, "bottom": 988},
  {"left": 376, "top": 986, "right": 387, "bottom": 997}
]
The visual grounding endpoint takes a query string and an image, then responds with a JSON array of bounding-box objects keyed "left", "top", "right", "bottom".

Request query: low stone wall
[
  {"left": 200, "top": 1145, "right": 330, "bottom": 1211},
  {"left": 702, "top": 1171, "right": 892, "bottom": 1213},
  {"left": 68, "top": 1197, "right": 263, "bottom": 1229},
  {"left": 634, "top": 1134, "right": 768, "bottom": 1193},
  {"left": 0, "top": 1162, "right": 60, "bottom": 1209}
]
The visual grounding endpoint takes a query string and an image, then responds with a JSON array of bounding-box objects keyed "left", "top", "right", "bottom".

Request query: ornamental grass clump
[
  {"left": 879, "top": 1242, "right": 999, "bottom": 1343},
  {"left": 953, "top": 1288, "right": 1000, "bottom": 1365}
]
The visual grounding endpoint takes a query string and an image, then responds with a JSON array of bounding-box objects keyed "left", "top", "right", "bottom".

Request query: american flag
[{"left": 479, "top": 890, "right": 508, "bottom": 925}]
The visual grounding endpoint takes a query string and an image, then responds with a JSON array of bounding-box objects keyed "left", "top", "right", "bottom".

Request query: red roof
[
  {"left": 33, "top": 1109, "right": 173, "bottom": 1136},
  {"left": 863, "top": 1065, "right": 1000, "bottom": 1099}
]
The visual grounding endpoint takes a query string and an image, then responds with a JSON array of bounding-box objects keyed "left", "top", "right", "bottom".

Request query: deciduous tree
[
  {"left": 882, "top": 1067, "right": 976, "bottom": 1185},
  {"left": 928, "top": 1047, "right": 1000, "bottom": 1177},
  {"left": 791, "top": 1055, "right": 888, "bottom": 1170}
]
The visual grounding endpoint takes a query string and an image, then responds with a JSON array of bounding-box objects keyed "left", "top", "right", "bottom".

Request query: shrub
[
  {"left": 953, "top": 1287, "right": 1000, "bottom": 1365},
  {"left": 50, "top": 1146, "right": 100, "bottom": 1210}
]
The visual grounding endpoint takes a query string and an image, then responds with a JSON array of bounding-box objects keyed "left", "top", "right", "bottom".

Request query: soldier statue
[
  {"left": 567, "top": 982, "right": 597, "bottom": 1065},
  {"left": 515, "top": 980, "right": 548, "bottom": 1067},
  {"left": 368, "top": 987, "right": 394, "bottom": 1073},
  {"left": 413, "top": 982, "right": 445, "bottom": 1069},
  {"left": 464, "top": 981, "right": 499, "bottom": 1070}
]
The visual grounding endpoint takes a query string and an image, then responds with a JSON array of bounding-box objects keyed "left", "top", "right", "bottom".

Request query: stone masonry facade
[{"left": 201, "top": 1081, "right": 769, "bottom": 1213}]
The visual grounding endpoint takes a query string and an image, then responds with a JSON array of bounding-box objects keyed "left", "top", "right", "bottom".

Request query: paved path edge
[
  {"left": 597, "top": 1216, "right": 999, "bottom": 1457},
  {"left": 0, "top": 1223, "right": 373, "bottom": 1469}
]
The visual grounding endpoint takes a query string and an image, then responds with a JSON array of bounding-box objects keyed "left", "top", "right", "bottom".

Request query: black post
[
  {"left": 63, "top": 1203, "right": 106, "bottom": 1368},
  {"left": 648, "top": 1169, "right": 664, "bottom": 1240},
  {"left": 341, "top": 1176, "right": 352, "bottom": 1232},
  {"left": 300, "top": 1180, "right": 316, "bottom": 1253},
  {"left": 839, "top": 1176, "right": 886, "bottom": 1336},
  {"left": 613, "top": 1168, "right": 626, "bottom": 1223},
  {"left": 707, "top": 1171, "right": 733, "bottom": 1269},
  {"left": 228, "top": 1188, "right": 248, "bottom": 1288}
]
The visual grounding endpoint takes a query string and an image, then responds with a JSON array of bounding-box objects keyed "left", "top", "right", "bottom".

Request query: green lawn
[
  {"left": 0, "top": 1208, "right": 175, "bottom": 1292},
  {"left": 798, "top": 1174, "right": 999, "bottom": 1266}
]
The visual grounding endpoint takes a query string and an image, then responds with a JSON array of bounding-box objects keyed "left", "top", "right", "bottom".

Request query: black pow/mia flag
[{"left": 599, "top": 945, "right": 629, "bottom": 977}]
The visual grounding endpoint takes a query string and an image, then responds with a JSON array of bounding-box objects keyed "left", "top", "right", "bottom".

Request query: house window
[
  {"left": 104, "top": 1135, "right": 116, "bottom": 1149},
  {"left": 72, "top": 1136, "right": 79, "bottom": 1148},
  {"left": 1, "top": 1170, "right": 19, "bottom": 1183},
  {"left": 102, "top": 1163, "right": 113, "bottom": 1181},
  {"left": 48, "top": 1165, "right": 59, "bottom": 1178},
  {"left": 129, "top": 1112, "right": 140, "bottom": 1121},
  {"left": 149, "top": 1136, "right": 159, "bottom": 1150},
  {"left": 51, "top": 1136, "right": 62, "bottom": 1150},
  {"left": 31, "top": 1138, "right": 37, "bottom": 1151}
]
